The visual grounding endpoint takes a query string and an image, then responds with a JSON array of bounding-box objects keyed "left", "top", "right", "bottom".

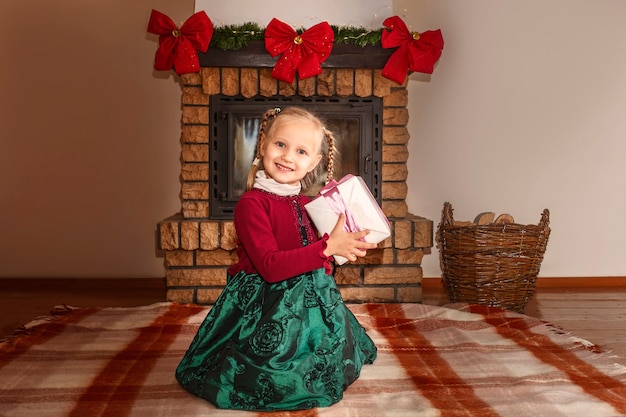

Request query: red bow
[
  {"left": 147, "top": 9, "right": 214, "bottom": 75},
  {"left": 265, "top": 18, "right": 334, "bottom": 83},
  {"left": 381, "top": 16, "right": 444, "bottom": 84}
]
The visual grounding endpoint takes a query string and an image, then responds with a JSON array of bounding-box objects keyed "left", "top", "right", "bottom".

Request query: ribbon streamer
[
  {"left": 147, "top": 9, "right": 214, "bottom": 75},
  {"left": 381, "top": 16, "right": 444, "bottom": 84},
  {"left": 264, "top": 18, "right": 334, "bottom": 83},
  {"left": 320, "top": 179, "right": 362, "bottom": 235}
]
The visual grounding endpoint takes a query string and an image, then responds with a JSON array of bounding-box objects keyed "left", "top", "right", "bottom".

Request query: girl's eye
[
  {"left": 297, "top": 149, "right": 307, "bottom": 156},
  {"left": 275, "top": 141, "right": 285, "bottom": 148}
]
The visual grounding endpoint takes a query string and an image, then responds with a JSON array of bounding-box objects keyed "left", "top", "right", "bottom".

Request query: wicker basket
[{"left": 436, "top": 202, "right": 550, "bottom": 313}]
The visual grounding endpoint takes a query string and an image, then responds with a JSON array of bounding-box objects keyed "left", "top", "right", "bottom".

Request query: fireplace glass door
[{"left": 209, "top": 95, "right": 382, "bottom": 219}]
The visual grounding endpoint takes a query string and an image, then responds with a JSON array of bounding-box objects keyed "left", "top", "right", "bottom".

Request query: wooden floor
[
  {"left": 0, "top": 279, "right": 166, "bottom": 340},
  {"left": 2, "top": 278, "right": 625, "bottom": 361},
  {"left": 422, "top": 281, "right": 626, "bottom": 360}
]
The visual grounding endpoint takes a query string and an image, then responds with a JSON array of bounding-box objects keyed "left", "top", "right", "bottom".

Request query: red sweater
[{"left": 228, "top": 189, "right": 332, "bottom": 283}]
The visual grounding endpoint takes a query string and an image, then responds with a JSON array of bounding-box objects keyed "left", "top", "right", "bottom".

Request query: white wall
[
  {"left": 196, "top": 0, "right": 390, "bottom": 28},
  {"left": 1, "top": 0, "right": 625, "bottom": 279},
  {"left": 0, "top": 0, "right": 194, "bottom": 278},
  {"left": 399, "top": 0, "right": 626, "bottom": 277}
]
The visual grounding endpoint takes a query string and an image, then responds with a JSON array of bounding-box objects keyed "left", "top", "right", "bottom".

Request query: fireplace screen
[{"left": 209, "top": 95, "right": 382, "bottom": 219}]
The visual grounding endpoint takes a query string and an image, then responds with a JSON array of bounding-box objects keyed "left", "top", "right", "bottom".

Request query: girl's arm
[
  {"left": 324, "top": 214, "right": 377, "bottom": 261},
  {"left": 234, "top": 197, "right": 331, "bottom": 283}
]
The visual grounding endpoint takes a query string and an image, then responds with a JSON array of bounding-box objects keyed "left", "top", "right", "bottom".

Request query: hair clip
[
  {"left": 273, "top": 107, "right": 281, "bottom": 115},
  {"left": 252, "top": 157, "right": 260, "bottom": 166}
]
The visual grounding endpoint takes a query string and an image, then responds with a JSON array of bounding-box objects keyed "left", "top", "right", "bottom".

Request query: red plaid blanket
[{"left": 2, "top": 302, "right": 626, "bottom": 417}]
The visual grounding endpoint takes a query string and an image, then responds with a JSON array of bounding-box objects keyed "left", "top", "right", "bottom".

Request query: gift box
[{"left": 304, "top": 175, "right": 391, "bottom": 264}]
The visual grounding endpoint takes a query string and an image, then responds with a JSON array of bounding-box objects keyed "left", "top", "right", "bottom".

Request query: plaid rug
[{"left": 2, "top": 302, "right": 626, "bottom": 417}]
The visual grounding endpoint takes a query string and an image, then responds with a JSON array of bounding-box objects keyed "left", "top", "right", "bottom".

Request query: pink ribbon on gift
[{"left": 319, "top": 176, "right": 362, "bottom": 235}]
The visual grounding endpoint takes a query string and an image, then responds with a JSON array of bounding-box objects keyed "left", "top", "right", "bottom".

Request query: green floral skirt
[{"left": 175, "top": 268, "right": 377, "bottom": 411}]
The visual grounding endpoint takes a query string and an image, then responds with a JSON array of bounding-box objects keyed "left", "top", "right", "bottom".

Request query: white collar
[{"left": 253, "top": 170, "right": 301, "bottom": 196}]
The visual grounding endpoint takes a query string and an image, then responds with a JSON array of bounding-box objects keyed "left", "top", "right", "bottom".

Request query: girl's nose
[{"left": 281, "top": 151, "right": 293, "bottom": 162}]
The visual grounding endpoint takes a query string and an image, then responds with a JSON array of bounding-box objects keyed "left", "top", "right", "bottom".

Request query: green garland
[
  {"left": 332, "top": 25, "right": 383, "bottom": 47},
  {"left": 211, "top": 22, "right": 384, "bottom": 51}
]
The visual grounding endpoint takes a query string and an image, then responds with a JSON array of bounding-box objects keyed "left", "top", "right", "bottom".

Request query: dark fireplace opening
[{"left": 209, "top": 95, "right": 383, "bottom": 219}]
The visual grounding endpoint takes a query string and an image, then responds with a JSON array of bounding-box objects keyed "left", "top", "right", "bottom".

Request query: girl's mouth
[{"left": 276, "top": 163, "right": 293, "bottom": 172}]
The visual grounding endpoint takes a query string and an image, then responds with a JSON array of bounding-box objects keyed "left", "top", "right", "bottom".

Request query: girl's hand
[{"left": 323, "top": 214, "right": 378, "bottom": 262}]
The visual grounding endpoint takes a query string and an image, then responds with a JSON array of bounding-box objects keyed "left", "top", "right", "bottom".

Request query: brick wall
[{"left": 158, "top": 66, "right": 433, "bottom": 304}]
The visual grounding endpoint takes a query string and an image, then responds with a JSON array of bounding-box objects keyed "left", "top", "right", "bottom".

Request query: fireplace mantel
[{"left": 199, "top": 41, "right": 394, "bottom": 69}]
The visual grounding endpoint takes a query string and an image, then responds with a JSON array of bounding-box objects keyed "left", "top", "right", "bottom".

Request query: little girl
[{"left": 175, "top": 107, "right": 378, "bottom": 411}]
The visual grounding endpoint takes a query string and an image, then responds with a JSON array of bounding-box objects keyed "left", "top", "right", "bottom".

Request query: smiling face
[{"left": 260, "top": 120, "right": 323, "bottom": 186}]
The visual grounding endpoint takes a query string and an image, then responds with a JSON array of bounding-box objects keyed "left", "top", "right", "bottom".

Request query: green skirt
[{"left": 175, "top": 268, "right": 377, "bottom": 411}]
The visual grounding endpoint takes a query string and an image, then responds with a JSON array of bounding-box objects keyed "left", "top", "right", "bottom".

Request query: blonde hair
[{"left": 246, "top": 107, "right": 338, "bottom": 191}]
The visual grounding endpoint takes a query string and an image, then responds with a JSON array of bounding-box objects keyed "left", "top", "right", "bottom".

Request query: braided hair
[{"left": 246, "top": 106, "right": 339, "bottom": 192}]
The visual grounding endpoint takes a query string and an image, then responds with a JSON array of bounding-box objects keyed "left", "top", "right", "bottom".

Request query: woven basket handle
[
  {"left": 441, "top": 202, "right": 454, "bottom": 226},
  {"left": 539, "top": 208, "right": 550, "bottom": 228}
]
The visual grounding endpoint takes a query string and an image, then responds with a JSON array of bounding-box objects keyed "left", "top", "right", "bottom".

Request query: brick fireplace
[{"left": 157, "top": 43, "right": 433, "bottom": 304}]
